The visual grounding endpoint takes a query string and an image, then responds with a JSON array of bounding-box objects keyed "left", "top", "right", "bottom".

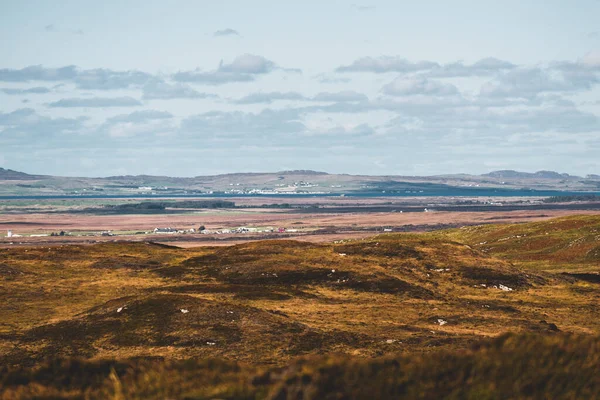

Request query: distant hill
[
  {"left": 0, "top": 168, "right": 42, "bottom": 181},
  {"left": 483, "top": 170, "right": 530, "bottom": 179},
  {"left": 533, "top": 170, "right": 573, "bottom": 179},
  {"left": 483, "top": 170, "right": 576, "bottom": 179},
  {"left": 276, "top": 170, "right": 329, "bottom": 175},
  {"left": 0, "top": 167, "right": 598, "bottom": 195}
]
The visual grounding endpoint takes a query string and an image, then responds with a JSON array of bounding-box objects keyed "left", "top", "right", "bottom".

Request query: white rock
[
  {"left": 437, "top": 319, "right": 447, "bottom": 326},
  {"left": 180, "top": 309, "right": 189, "bottom": 313},
  {"left": 499, "top": 284, "right": 513, "bottom": 291}
]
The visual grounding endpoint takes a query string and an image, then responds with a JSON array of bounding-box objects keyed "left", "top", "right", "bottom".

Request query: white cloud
[
  {"left": 172, "top": 54, "right": 298, "bottom": 85},
  {"left": 0, "top": 65, "right": 152, "bottom": 89},
  {"left": 581, "top": 50, "right": 600, "bottom": 67},
  {"left": 336, "top": 56, "right": 438, "bottom": 73},
  {"left": 312, "top": 91, "right": 368, "bottom": 102},
  {"left": 480, "top": 63, "right": 600, "bottom": 98},
  {"left": 218, "top": 54, "right": 275, "bottom": 74},
  {"left": 213, "top": 28, "right": 240, "bottom": 37},
  {"left": 142, "top": 80, "right": 217, "bottom": 100},
  {"left": 1, "top": 87, "right": 51, "bottom": 95},
  {"left": 425, "top": 57, "right": 516, "bottom": 77},
  {"left": 232, "top": 90, "right": 368, "bottom": 104},
  {"left": 48, "top": 96, "right": 142, "bottom": 107},
  {"left": 382, "top": 77, "right": 459, "bottom": 96},
  {"left": 0, "top": 108, "right": 89, "bottom": 142},
  {"left": 234, "top": 92, "right": 305, "bottom": 104},
  {"left": 106, "top": 110, "right": 173, "bottom": 124}
]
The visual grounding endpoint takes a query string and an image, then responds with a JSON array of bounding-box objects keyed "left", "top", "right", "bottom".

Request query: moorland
[{"left": 1, "top": 214, "right": 599, "bottom": 398}]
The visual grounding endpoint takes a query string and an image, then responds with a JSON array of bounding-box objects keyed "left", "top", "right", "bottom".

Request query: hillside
[
  {"left": 1, "top": 215, "right": 599, "bottom": 397},
  {"left": 0, "top": 168, "right": 42, "bottom": 181},
  {"left": 0, "top": 237, "right": 553, "bottom": 365},
  {"left": 2, "top": 333, "right": 599, "bottom": 399},
  {"left": 1, "top": 168, "right": 599, "bottom": 196},
  {"left": 443, "top": 214, "right": 600, "bottom": 273}
]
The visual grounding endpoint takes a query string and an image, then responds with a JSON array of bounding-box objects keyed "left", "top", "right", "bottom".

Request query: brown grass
[
  {"left": 2, "top": 333, "right": 599, "bottom": 399},
  {"left": 1, "top": 215, "right": 599, "bottom": 398}
]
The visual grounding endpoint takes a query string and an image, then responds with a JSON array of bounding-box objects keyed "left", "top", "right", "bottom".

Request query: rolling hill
[
  {"left": 1, "top": 215, "right": 599, "bottom": 397},
  {"left": 1, "top": 168, "right": 600, "bottom": 196}
]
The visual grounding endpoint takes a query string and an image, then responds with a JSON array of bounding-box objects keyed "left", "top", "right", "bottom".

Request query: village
[
  {"left": 2, "top": 225, "right": 302, "bottom": 239},
  {"left": 224, "top": 180, "right": 329, "bottom": 195},
  {"left": 153, "top": 226, "right": 299, "bottom": 235}
]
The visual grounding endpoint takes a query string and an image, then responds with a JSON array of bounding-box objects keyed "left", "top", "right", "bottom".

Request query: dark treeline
[
  {"left": 237, "top": 203, "right": 322, "bottom": 209},
  {"left": 107, "top": 200, "right": 236, "bottom": 210},
  {"left": 544, "top": 194, "right": 600, "bottom": 203},
  {"left": 74, "top": 200, "right": 238, "bottom": 214}
]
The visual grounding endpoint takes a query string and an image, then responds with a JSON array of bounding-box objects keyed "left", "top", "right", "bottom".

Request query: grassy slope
[
  {"left": 442, "top": 214, "right": 600, "bottom": 273},
  {"left": 1, "top": 215, "right": 599, "bottom": 398},
  {"left": 1, "top": 333, "right": 598, "bottom": 399}
]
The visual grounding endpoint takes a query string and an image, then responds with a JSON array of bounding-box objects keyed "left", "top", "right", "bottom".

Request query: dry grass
[
  {"left": 443, "top": 214, "right": 600, "bottom": 272},
  {"left": 1, "top": 215, "right": 599, "bottom": 398},
  {"left": 2, "top": 333, "right": 599, "bottom": 399}
]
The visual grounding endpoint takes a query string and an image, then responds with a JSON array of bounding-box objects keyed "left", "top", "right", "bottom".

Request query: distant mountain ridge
[
  {"left": 1, "top": 167, "right": 592, "bottom": 180},
  {"left": 0, "top": 168, "right": 44, "bottom": 180},
  {"left": 483, "top": 170, "right": 576, "bottom": 179},
  {"left": 1, "top": 167, "right": 598, "bottom": 196}
]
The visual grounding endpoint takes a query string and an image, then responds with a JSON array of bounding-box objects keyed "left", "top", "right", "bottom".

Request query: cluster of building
[
  {"left": 149, "top": 226, "right": 297, "bottom": 235},
  {"left": 224, "top": 181, "right": 327, "bottom": 195},
  {"left": 224, "top": 188, "right": 328, "bottom": 195},
  {"left": 153, "top": 227, "right": 197, "bottom": 234},
  {"left": 3, "top": 226, "right": 300, "bottom": 239},
  {"left": 4, "top": 230, "right": 70, "bottom": 238},
  {"left": 6, "top": 230, "right": 20, "bottom": 238},
  {"left": 199, "top": 227, "right": 294, "bottom": 234}
]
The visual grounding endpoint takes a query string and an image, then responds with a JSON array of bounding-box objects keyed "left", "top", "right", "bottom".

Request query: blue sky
[{"left": 1, "top": 0, "right": 599, "bottom": 177}]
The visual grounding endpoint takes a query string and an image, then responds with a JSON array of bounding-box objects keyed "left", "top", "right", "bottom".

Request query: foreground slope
[{"left": 1, "top": 333, "right": 599, "bottom": 399}]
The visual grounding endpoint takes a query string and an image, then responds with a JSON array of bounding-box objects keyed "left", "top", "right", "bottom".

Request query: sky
[{"left": 1, "top": 0, "right": 599, "bottom": 177}]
